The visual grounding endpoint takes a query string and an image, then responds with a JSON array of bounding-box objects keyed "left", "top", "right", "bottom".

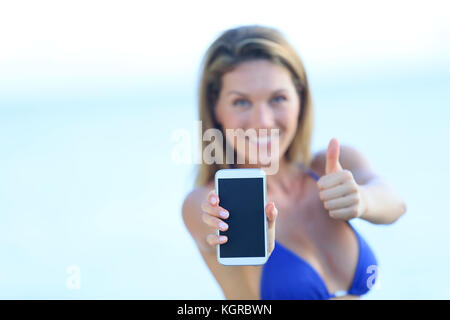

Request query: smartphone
[{"left": 215, "top": 168, "right": 268, "bottom": 265}]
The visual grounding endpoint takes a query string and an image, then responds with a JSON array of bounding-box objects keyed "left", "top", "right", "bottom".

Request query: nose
[{"left": 250, "top": 103, "right": 275, "bottom": 130}]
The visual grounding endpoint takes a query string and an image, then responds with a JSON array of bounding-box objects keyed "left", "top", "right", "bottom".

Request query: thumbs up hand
[{"left": 317, "top": 138, "right": 367, "bottom": 220}]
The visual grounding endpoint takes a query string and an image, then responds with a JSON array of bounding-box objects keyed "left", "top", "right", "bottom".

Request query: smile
[{"left": 248, "top": 135, "right": 272, "bottom": 145}]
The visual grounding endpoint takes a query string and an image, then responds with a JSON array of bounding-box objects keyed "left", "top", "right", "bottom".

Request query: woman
[{"left": 182, "top": 25, "right": 406, "bottom": 300}]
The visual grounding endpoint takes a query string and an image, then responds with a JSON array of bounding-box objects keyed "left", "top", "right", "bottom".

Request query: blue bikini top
[{"left": 260, "top": 164, "right": 378, "bottom": 299}]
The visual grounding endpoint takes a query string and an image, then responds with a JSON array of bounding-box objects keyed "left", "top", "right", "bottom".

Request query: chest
[
  {"left": 264, "top": 175, "right": 357, "bottom": 294},
  {"left": 267, "top": 174, "right": 324, "bottom": 239}
]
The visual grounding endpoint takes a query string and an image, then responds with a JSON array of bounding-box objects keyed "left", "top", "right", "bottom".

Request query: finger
[
  {"left": 317, "top": 169, "right": 353, "bottom": 190},
  {"left": 206, "top": 234, "right": 228, "bottom": 246},
  {"left": 329, "top": 205, "right": 359, "bottom": 220},
  {"left": 201, "top": 212, "right": 229, "bottom": 231},
  {"left": 325, "top": 138, "right": 343, "bottom": 174},
  {"left": 324, "top": 193, "right": 359, "bottom": 210},
  {"left": 207, "top": 190, "right": 219, "bottom": 207},
  {"left": 201, "top": 200, "right": 229, "bottom": 219},
  {"left": 319, "top": 180, "right": 356, "bottom": 201}
]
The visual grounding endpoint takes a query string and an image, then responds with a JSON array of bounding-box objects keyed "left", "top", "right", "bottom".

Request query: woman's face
[{"left": 215, "top": 59, "right": 301, "bottom": 167}]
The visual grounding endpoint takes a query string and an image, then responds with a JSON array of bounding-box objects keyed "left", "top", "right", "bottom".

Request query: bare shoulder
[{"left": 310, "top": 144, "right": 377, "bottom": 184}]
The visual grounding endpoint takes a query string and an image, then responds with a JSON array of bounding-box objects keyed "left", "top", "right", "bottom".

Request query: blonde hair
[{"left": 195, "top": 25, "right": 314, "bottom": 187}]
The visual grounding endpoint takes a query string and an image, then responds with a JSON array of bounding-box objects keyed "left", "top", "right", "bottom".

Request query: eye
[
  {"left": 233, "top": 98, "right": 251, "bottom": 107},
  {"left": 271, "top": 95, "right": 286, "bottom": 104}
]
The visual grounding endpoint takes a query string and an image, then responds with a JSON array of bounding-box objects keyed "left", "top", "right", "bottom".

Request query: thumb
[
  {"left": 266, "top": 202, "right": 278, "bottom": 255},
  {"left": 325, "top": 138, "right": 343, "bottom": 174},
  {"left": 266, "top": 201, "right": 278, "bottom": 225}
]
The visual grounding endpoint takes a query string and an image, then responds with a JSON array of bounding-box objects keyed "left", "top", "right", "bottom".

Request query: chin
[
  {"left": 238, "top": 152, "right": 284, "bottom": 167},
  {"left": 232, "top": 133, "right": 289, "bottom": 168}
]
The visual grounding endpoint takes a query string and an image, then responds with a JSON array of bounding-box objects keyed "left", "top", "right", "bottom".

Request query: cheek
[
  {"left": 275, "top": 105, "right": 300, "bottom": 151},
  {"left": 279, "top": 104, "right": 300, "bottom": 132},
  {"left": 216, "top": 106, "right": 246, "bottom": 130},
  {"left": 287, "top": 100, "right": 301, "bottom": 130},
  {"left": 288, "top": 111, "right": 300, "bottom": 133}
]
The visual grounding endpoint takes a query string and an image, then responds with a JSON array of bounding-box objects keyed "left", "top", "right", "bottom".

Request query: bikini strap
[{"left": 298, "top": 162, "right": 321, "bottom": 182}]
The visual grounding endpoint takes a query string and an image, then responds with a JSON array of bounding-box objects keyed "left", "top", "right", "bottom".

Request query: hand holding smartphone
[{"left": 215, "top": 168, "right": 268, "bottom": 265}]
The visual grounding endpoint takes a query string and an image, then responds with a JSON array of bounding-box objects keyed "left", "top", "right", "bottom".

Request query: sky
[{"left": 0, "top": 0, "right": 448, "bottom": 98}]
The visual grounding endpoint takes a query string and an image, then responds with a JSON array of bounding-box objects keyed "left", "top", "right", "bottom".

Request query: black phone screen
[{"left": 218, "top": 177, "right": 265, "bottom": 258}]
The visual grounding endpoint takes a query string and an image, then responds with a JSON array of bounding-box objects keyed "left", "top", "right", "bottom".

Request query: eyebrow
[{"left": 226, "top": 89, "right": 287, "bottom": 97}]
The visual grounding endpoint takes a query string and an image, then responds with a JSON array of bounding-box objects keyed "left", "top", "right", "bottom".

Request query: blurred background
[{"left": 1, "top": 0, "right": 449, "bottom": 299}]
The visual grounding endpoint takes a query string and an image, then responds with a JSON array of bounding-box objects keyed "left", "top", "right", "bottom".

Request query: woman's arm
[
  {"left": 338, "top": 145, "right": 406, "bottom": 224},
  {"left": 358, "top": 176, "right": 406, "bottom": 224},
  {"left": 315, "top": 138, "right": 406, "bottom": 225}
]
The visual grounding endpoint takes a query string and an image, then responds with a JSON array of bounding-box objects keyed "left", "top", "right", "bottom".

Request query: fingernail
[
  {"left": 219, "top": 210, "right": 229, "bottom": 219},
  {"left": 219, "top": 236, "right": 227, "bottom": 243},
  {"left": 210, "top": 196, "right": 217, "bottom": 205},
  {"left": 218, "top": 222, "right": 228, "bottom": 231}
]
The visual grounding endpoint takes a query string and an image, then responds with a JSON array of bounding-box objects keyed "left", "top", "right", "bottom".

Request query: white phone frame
[{"left": 215, "top": 168, "right": 268, "bottom": 266}]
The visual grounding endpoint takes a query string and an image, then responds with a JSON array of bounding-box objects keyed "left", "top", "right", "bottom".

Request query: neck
[
  {"left": 266, "top": 158, "right": 298, "bottom": 185},
  {"left": 233, "top": 157, "right": 298, "bottom": 187}
]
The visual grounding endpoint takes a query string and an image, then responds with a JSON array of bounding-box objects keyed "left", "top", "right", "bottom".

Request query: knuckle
[
  {"left": 344, "top": 180, "right": 352, "bottom": 188},
  {"left": 344, "top": 170, "right": 352, "bottom": 179},
  {"left": 213, "top": 207, "right": 221, "bottom": 218},
  {"left": 345, "top": 181, "right": 357, "bottom": 193},
  {"left": 206, "top": 234, "right": 216, "bottom": 245},
  {"left": 345, "top": 193, "right": 355, "bottom": 200},
  {"left": 319, "top": 191, "right": 325, "bottom": 200},
  {"left": 200, "top": 200, "right": 209, "bottom": 212},
  {"left": 344, "top": 180, "right": 355, "bottom": 191}
]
